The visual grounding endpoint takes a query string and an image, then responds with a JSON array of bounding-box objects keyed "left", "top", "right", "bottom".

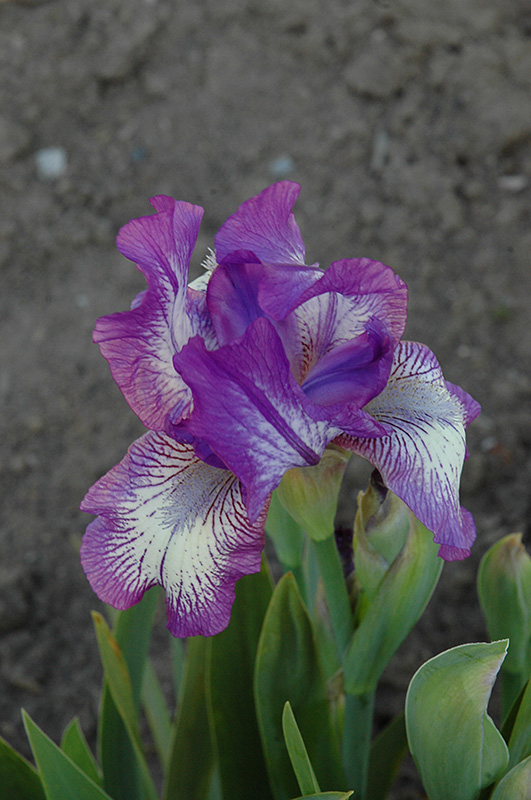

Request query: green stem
[
  {"left": 311, "top": 536, "right": 354, "bottom": 659},
  {"left": 343, "top": 691, "right": 375, "bottom": 800}
]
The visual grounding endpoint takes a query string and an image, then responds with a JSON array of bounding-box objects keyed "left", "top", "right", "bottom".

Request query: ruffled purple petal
[
  {"left": 299, "top": 258, "right": 408, "bottom": 341},
  {"left": 271, "top": 265, "right": 404, "bottom": 387},
  {"left": 116, "top": 195, "right": 201, "bottom": 295},
  {"left": 206, "top": 257, "right": 321, "bottom": 349},
  {"left": 256, "top": 264, "right": 324, "bottom": 321},
  {"left": 261, "top": 258, "right": 407, "bottom": 341},
  {"left": 172, "top": 317, "right": 342, "bottom": 520},
  {"left": 80, "top": 432, "right": 265, "bottom": 637},
  {"left": 206, "top": 259, "right": 265, "bottom": 345},
  {"left": 301, "top": 319, "right": 394, "bottom": 407},
  {"left": 215, "top": 181, "right": 307, "bottom": 266},
  {"left": 338, "top": 341, "right": 477, "bottom": 560},
  {"left": 94, "top": 197, "right": 216, "bottom": 429}
]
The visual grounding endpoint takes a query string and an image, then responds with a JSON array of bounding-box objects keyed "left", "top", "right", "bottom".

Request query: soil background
[{"left": 1, "top": 0, "right": 531, "bottom": 798}]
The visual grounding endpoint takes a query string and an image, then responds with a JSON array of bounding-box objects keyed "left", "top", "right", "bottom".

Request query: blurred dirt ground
[{"left": 1, "top": 0, "right": 530, "bottom": 797}]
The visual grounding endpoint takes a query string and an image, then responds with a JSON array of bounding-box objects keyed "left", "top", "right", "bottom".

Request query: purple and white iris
[{"left": 81, "top": 182, "right": 480, "bottom": 637}]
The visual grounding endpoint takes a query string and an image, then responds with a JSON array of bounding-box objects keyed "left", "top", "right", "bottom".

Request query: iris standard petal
[
  {"left": 80, "top": 432, "right": 265, "bottom": 638},
  {"left": 299, "top": 258, "right": 408, "bottom": 341},
  {"left": 261, "top": 257, "right": 407, "bottom": 338},
  {"left": 206, "top": 257, "right": 320, "bottom": 350},
  {"left": 93, "top": 197, "right": 216, "bottom": 429},
  {"left": 172, "top": 317, "right": 342, "bottom": 521},
  {"left": 214, "top": 181, "right": 307, "bottom": 266},
  {"left": 206, "top": 258, "right": 264, "bottom": 345},
  {"left": 338, "top": 341, "right": 476, "bottom": 559},
  {"left": 279, "top": 259, "right": 408, "bottom": 384},
  {"left": 301, "top": 319, "right": 394, "bottom": 407}
]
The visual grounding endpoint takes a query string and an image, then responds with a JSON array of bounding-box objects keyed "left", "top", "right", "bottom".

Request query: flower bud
[
  {"left": 353, "top": 470, "right": 411, "bottom": 602},
  {"left": 344, "top": 473, "right": 442, "bottom": 694}
]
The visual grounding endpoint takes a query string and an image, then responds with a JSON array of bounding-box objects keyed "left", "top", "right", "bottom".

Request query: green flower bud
[
  {"left": 353, "top": 470, "right": 411, "bottom": 602},
  {"left": 344, "top": 473, "right": 442, "bottom": 694}
]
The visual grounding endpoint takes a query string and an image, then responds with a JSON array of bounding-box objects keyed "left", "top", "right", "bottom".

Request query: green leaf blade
[
  {"left": 508, "top": 674, "right": 531, "bottom": 768},
  {"left": 23, "top": 712, "right": 113, "bottom": 800},
  {"left": 266, "top": 490, "right": 305, "bottom": 570},
  {"left": 97, "top": 588, "right": 158, "bottom": 800},
  {"left": 0, "top": 732, "right": 46, "bottom": 800},
  {"left": 490, "top": 755, "right": 531, "bottom": 800},
  {"left": 92, "top": 611, "right": 158, "bottom": 800},
  {"left": 163, "top": 636, "right": 215, "bottom": 800},
  {"left": 255, "top": 573, "right": 345, "bottom": 800},
  {"left": 208, "top": 561, "right": 273, "bottom": 800},
  {"left": 141, "top": 659, "right": 172, "bottom": 768},
  {"left": 92, "top": 612, "right": 142, "bottom": 750},
  {"left": 405, "top": 640, "right": 509, "bottom": 800},
  {"left": 282, "top": 702, "right": 320, "bottom": 796},
  {"left": 60, "top": 718, "right": 101, "bottom": 786},
  {"left": 367, "top": 712, "right": 408, "bottom": 800},
  {"left": 291, "top": 794, "right": 353, "bottom": 800}
]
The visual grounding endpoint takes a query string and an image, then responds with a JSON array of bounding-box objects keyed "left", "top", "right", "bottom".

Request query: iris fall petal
[
  {"left": 80, "top": 432, "right": 265, "bottom": 637},
  {"left": 338, "top": 341, "right": 478, "bottom": 559}
]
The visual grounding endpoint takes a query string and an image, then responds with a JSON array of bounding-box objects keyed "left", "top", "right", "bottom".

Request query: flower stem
[
  {"left": 343, "top": 690, "right": 375, "bottom": 800},
  {"left": 311, "top": 535, "right": 354, "bottom": 659}
]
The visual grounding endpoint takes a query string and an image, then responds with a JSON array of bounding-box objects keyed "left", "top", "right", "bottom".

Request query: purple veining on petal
[
  {"left": 172, "top": 317, "right": 342, "bottom": 520},
  {"left": 338, "top": 341, "right": 476, "bottom": 560},
  {"left": 329, "top": 407, "right": 391, "bottom": 438},
  {"left": 445, "top": 381, "right": 481, "bottom": 459},
  {"left": 215, "top": 181, "right": 308, "bottom": 266},
  {"left": 264, "top": 259, "right": 405, "bottom": 386},
  {"left": 80, "top": 432, "right": 265, "bottom": 637},
  {"left": 445, "top": 381, "right": 481, "bottom": 426},
  {"left": 94, "top": 198, "right": 217, "bottom": 429},
  {"left": 294, "top": 258, "right": 408, "bottom": 343},
  {"left": 164, "top": 419, "right": 229, "bottom": 471},
  {"left": 437, "top": 507, "right": 476, "bottom": 561},
  {"left": 278, "top": 259, "right": 408, "bottom": 385},
  {"left": 149, "top": 195, "right": 178, "bottom": 213}
]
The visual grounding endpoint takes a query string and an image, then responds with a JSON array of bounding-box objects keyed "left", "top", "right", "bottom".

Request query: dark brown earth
[{"left": 1, "top": 0, "right": 530, "bottom": 797}]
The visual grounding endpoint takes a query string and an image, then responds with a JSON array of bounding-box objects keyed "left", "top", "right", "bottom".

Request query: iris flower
[{"left": 81, "top": 182, "right": 480, "bottom": 637}]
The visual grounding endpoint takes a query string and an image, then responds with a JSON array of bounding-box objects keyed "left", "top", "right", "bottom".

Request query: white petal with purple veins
[
  {"left": 340, "top": 342, "right": 476, "bottom": 558},
  {"left": 80, "top": 432, "right": 265, "bottom": 637}
]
